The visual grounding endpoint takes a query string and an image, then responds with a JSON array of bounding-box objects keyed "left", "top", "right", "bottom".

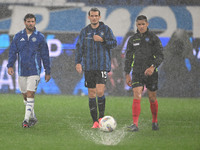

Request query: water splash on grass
[
  {"left": 79, "top": 126, "right": 127, "bottom": 146},
  {"left": 67, "top": 117, "right": 130, "bottom": 146}
]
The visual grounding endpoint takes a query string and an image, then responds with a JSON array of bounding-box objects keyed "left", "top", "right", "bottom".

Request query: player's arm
[
  {"left": 144, "top": 65, "right": 155, "bottom": 76},
  {"left": 151, "top": 36, "right": 164, "bottom": 68},
  {"left": 8, "top": 67, "right": 14, "bottom": 76},
  {"left": 93, "top": 35, "right": 104, "bottom": 42},
  {"left": 75, "top": 30, "right": 84, "bottom": 73},
  {"left": 145, "top": 36, "right": 163, "bottom": 76},
  {"left": 40, "top": 37, "right": 51, "bottom": 81},
  {"left": 124, "top": 37, "right": 134, "bottom": 74},
  {"left": 124, "top": 37, "right": 135, "bottom": 86},
  {"left": 101, "top": 27, "right": 117, "bottom": 49},
  {"left": 76, "top": 64, "right": 82, "bottom": 74},
  {"left": 7, "top": 36, "right": 18, "bottom": 75},
  {"left": 45, "top": 74, "right": 51, "bottom": 82}
]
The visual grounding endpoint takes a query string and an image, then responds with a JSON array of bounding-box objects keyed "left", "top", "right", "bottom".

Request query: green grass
[{"left": 0, "top": 94, "right": 200, "bottom": 150}]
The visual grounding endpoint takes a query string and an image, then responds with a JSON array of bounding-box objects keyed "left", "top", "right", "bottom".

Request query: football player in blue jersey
[
  {"left": 7, "top": 13, "right": 51, "bottom": 128},
  {"left": 75, "top": 8, "right": 117, "bottom": 128}
]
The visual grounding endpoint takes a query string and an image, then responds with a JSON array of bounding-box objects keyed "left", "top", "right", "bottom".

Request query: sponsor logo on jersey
[
  {"left": 20, "top": 38, "right": 25, "bottom": 41},
  {"left": 133, "top": 43, "right": 140, "bottom": 46}
]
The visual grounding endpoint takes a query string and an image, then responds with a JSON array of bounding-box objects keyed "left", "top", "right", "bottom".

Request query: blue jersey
[
  {"left": 75, "top": 22, "right": 117, "bottom": 72},
  {"left": 7, "top": 28, "right": 50, "bottom": 76}
]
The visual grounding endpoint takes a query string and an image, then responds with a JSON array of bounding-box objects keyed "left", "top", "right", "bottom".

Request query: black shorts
[
  {"left": 132, "top": 72, "right": 158, "bottom": 91},
  {"left": 84, "top": 71, "right": 107, "bottom": 88}
]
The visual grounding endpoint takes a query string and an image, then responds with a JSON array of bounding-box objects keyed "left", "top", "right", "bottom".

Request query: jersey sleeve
[
  {"left": 102, "top": 26, "right": 117, "bottom": 49},
  {"left": 124, "top": 37, "right": 135, "bottom": 74},
  {"left": 151, "top": 35, "right": 164, "bottom": 68},
  {"left": 75, "top": 29, "right": 84, "bottom": 65},
  {"left": 7, "top": 35, "right": 18, "bottom": 68},
  {"left": 40, "top": 37, "right": 51, "bottom": 75}
]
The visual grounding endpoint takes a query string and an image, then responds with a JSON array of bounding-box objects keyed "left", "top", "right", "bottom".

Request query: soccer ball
[{"left": 99, "top": 116, "right": 117, "bottom": 132}]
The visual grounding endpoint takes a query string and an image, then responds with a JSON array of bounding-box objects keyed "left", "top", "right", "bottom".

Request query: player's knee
[
  {"left": 148, "top": 95, "right": 156, "bottom": 102},
  {"left": 26, "top": 91, "right": 35, "bottom": 98},
  {"left": 88, "top": 90, "right": 96, "bottom": 98},
  {"left": 133, "top": 91, "right": 142, "bottom": 99},
  {"left": 97, "top": 90, "right": 104, "bottom": 97},
  {"left": 22, "top": 93, "right": 27, "bottom": 100},
  {"left": 134, "top": 95, "right": 142, "bottom": 100},
  {"left": 89, "top": 93, "right": 96, "bottom": 98}
]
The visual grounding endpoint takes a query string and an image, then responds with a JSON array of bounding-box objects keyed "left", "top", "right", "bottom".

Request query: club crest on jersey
[
  {"left": 100, "top": 32, "right": 104, "bottom": 36},
  {"left": 145, "top": 37, "right": 150, "bottom": 42},
  {"left": 32, "top": 37, "right": 37, "bottom": 42}
]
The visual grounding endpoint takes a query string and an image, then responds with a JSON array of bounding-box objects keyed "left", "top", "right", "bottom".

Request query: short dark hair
[
  {"left": 24, "top": 13, "right": 36, "bottom": 21},
  {"left": 88, "top": 8, "right": 101, "bottom": 16},
  {"left": 136, "top": 15, "right": 148, "bottom": 22}
]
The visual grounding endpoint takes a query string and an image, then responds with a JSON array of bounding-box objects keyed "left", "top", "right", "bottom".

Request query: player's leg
[
  {"left": 127, "top": 86, "right": 143, "bottom": 132},
  {"left": 85, "top": 71, "right": 99, "bottom": 128},
  {"left": 27, "top": 75, "right": 40, "bottom": 126},
  {"left": 21, "top": 92, "right": 36, "bottom": 124},
  {"left": 127, "top": 73, "right": 144, "bottom": 132},
  {"left": 148, "top": 90, "right": 159, "bottom": 130},
  {"left": 96, "top": 84, "right": 106, "bottom": 121},
  {"left": 147, "top": 73, "right": 159, "bottom": 130},
  {"left": 18, "top": 76, "right": 29, "bottom": 127},
  {"left": 88, "top": 88, "right": 99, "bottom": 128},
  {"left": 22, "top": 75, "right": 40, "bottom": 127},
  {"left": 96, "top": 71, "right": 107, "bottom": 122},
  {"left": 26, "top": 90, "right": 37, "bottom": 127},
  {"left": 22, "top": 93, "right": 27, "bottom": 105},
  {"left": 25, "top": 91, "right": 35, "bottom": 122},
  {"left": 132, "top": 86, "right": 143, "bottom": 127}
]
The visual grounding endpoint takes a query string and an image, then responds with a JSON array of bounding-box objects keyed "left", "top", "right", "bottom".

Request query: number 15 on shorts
[{"left": 101, "top": 71, "right": 107, "bottom": 79}]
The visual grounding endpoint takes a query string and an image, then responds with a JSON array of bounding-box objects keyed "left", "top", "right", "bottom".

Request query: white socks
[
  {"left": 24, "top": 99, "right": 36, "bottom": 120},
  {"left": 30, "top": 109, "right": 36, "bottom": 119},
  {"left": 24, "top": 100, "right": 27, "bottom": 105},
  {"left": 24, "top": 98, "right": 35, "bottom": 122}
]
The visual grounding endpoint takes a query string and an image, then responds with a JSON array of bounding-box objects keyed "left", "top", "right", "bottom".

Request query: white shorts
[{"left": 18, "top": 75, "right": 40, "bottom": 93}]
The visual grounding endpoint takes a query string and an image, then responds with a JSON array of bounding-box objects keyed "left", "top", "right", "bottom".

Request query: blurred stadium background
[{"left": 0, "top": 0, "right": 200, "bottom": 97}]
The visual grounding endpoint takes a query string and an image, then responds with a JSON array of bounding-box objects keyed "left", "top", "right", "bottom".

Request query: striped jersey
[{"left": 75, "top": 22, "right": 117, "bottom": 72}]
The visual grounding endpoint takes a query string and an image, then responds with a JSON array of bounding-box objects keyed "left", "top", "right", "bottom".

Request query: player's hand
[
  {"left": 126, "top": 74, "right": 132, "bottom": 87},
  {"left": 144, "top": 66, "right": 155, "bottom": 76},
  {"left": 45, "top": 74, "right": 51, "bottom": 82},
  {"left": 8, "top": 67, "right": 14, "bottom": 76},
  {"left": 93, "top": 35, "right": 104, "bottom": 42},
  {"left": 76, "top": 64, "right": 82, "bottom": 74}
]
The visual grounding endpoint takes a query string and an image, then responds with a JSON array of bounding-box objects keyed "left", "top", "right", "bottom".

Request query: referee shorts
[
  {"left": 132, "top": 72, "right": 158, "bottom": 91},
  {"left": 84, "top": 71, "right": 107, "bottom": 88}
]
